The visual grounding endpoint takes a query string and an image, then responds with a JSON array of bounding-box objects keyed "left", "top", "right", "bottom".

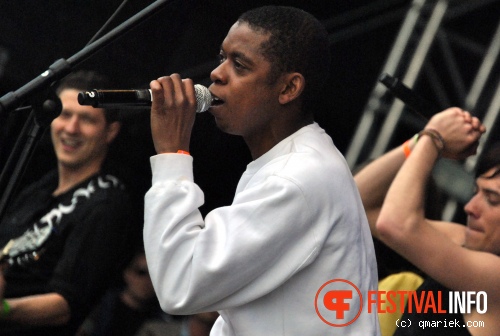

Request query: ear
[
  {"left": 278, "top": 73, "right": 305, "bottom": 105},
  {"left": 105, "top": 121, "right": 121, "bottom": 144}
]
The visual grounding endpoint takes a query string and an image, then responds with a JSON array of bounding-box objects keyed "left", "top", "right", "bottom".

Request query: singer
[{"left": 143, "top": 6, "right": 380, "bottom": 336}]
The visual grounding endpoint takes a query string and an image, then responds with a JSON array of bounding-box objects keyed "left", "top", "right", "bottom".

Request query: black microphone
[
  {"left": 77, "top": 84, "right": 213, "bottom": 113},
  {"left": 379, "top": 73, "right": 439, "bottom": 120}
]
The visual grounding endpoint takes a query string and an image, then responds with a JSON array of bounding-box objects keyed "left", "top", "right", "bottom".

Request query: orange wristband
[
  {"left": 402, "top": 134, "right": 419, "bottom": 158},
  {"left": 403, "top": 140, "right": 411, "bottom": 158},
  {"left": 176, "top": 150, "right": 190, "bottom": 155}
]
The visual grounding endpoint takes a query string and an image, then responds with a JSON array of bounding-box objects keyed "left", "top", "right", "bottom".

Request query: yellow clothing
[{"left": 378, "top": 272, "right": 424, "bottom": 336}]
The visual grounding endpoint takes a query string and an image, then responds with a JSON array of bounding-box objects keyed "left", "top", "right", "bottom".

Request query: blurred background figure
[
  {"left": 77, "top": 246, "right": 184, "bottom": 336},
  {"left": 0, "top": 70, "right": 141, "bottom": 335}
]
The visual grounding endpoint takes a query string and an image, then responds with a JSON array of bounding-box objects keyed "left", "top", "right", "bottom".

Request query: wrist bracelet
[
  {"left": 0, "top": 299, "right": 10, "bottom": 318},
  {"left": 176, "top": 150, "right": 190, "bottom": 155},
  {"left": 418, "top": 128, "right": 445, "bottom": 155}
]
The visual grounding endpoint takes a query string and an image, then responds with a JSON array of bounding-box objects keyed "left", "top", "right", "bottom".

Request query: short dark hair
[
  {"left": 238, "top": 6, "right": 330, "bottom": 103},
  {"left": 55, "top": 70, "right": 119, "bottom": 123},
  {"left": 475, "top": 142, "right": 500, "bottom": 179}
]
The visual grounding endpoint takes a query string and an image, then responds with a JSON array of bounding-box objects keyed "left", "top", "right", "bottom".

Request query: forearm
[
  {"left": 376, "top": 135, "right": 439, "bottom": 243},
  {"left": 2, "top": 293, "right": 70, "bottom": 326},
  {"left": 144, "top": 154, "right": 208, "bottom": 314},
  {"left": 376, "top": 108, "right": 484, "bottom": 242},
  {"left": 354, "top": 138, "right": 415, "bottom": 238},
  {"left": 359, "top": 107, "right": 484, "bottom": 241}
]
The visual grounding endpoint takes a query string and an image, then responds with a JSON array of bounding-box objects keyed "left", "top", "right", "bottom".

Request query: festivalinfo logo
[{"left": 315, "top": 279, "right": 487, "bottom": 328}]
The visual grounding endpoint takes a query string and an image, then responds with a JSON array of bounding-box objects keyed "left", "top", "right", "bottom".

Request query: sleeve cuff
[{"left": 150, "top": 153, "right": 194, "bottom": 184}]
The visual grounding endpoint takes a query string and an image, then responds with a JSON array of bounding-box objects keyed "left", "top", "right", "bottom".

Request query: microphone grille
[{"left": 194, "top": 84, "right": 212, "bottom": 113}]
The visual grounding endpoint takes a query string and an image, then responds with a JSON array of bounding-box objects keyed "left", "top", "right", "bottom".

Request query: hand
[
  {"left": 149, "top": 74, "right": 197, "bottom": 154},
  {"left": 425, "top": 107, "right": 485, "bottom": 160}
]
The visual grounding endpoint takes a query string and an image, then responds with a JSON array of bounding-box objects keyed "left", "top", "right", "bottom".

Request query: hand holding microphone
[
  {"left": 78, "top": 74, "right": 212, "bottom": 154},
  {"left": 149, "top": 75, "right": 208, "bottom": 154}
]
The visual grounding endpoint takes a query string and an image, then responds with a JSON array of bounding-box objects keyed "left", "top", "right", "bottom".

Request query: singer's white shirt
[{"left": 144, "top": 123, "right": 381, "bottom": 335}]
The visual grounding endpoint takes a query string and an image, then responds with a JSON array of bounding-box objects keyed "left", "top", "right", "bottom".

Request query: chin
[
  {"left": 213, "top": 120, "right": 232, "bottom": 135},
  {"left": 59, "top": 160, "right": 86, "bottom": 170},
  {"left": 463, "top": 237, "right": 488, "bottom": 252}
]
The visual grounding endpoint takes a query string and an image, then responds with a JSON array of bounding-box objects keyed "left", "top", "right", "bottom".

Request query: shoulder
[
  {"left": 84, "top": 174, "right": 130, "bottom": 202},
  {"left": 69, "top": 173, "right": 134, "bottom": 220},
  {"left": 254, "top": 127, "right": 356, "bottom": 209},
  {"left": 14, "top": 170, "right": 58, "bottom": 200},
  {"left": 274, "top": 125, "right": 351, "bottom": 185}
]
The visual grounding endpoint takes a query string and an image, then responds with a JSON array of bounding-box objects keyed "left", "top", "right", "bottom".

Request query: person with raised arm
[{"left": 355, "top": 107, "right": 500, "bottom": 335}]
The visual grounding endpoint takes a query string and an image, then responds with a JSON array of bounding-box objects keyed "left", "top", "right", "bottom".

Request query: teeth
[
  {"left": 62, "top": 139, "right": 80, "bottom": 147},
  {"left": 211, "top": 97, "right": 224, "bottom": 105}
]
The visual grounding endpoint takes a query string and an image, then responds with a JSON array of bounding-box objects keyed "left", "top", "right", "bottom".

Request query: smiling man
[
  {"left": 143, "top": 6, "right": 380, "bottom": 335},
  {"left": 0, "top": 70, "right": 139, "bottom": 335},
  {"left": 51, "top": 77, "right": 120, "bottom": 195}
]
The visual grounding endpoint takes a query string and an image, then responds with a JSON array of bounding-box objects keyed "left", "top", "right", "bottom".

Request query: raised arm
[
  {"left": 375, "top": 108, "right": 497, "bottom": 293},
  {"left": 354, "top": 143, "right": 408, "bottom": 239},
  {"left": 355, "top": 108, "right": 483, "bottom": 238}
]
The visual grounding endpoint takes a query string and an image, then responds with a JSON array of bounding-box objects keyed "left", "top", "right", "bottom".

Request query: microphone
[
  {"left": 378, "top": 73, "right": 439, "bottom": 120},
  {"left": 77, "top": 84, "right": 213, "bottom": 113}
]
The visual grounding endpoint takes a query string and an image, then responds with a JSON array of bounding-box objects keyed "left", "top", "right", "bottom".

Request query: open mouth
[
  {"left": 210, "top": 96, "right": 224, "bottom": 107},
  {"left": 61, "top": 137, "right": 82, "bottom": 150}
]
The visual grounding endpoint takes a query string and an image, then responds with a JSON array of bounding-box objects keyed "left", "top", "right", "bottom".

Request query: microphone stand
[{"left": 0, "top": 0, "right": 172, "bottom": 221}]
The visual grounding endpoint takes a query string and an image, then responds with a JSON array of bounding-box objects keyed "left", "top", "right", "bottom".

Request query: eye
[
  {"left": 218, "top": 52, "right": 226, "bottom": 64},
  {"left": 486, "top": 193, "right": 500, "bottom": 206},
  {"left": 81, "top": 115, "right": 98, "bottom": 124},
  {"left": 234, "top": 60, "right": 245, "bottom": 69},
  {"left": 59, "top": 110, "right": 72, "bottom": 119}
]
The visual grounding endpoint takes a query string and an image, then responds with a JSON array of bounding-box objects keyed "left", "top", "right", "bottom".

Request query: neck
[
  {"left": 246, "top": 114, "right": 313, "bottom": 160},
  {"left": 53, "top": 163, "right": 102, "bottom": 196}
]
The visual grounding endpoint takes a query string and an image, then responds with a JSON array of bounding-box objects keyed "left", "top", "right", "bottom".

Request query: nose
[
  {"left": 464, "top": 193, "right": 480, "bottom": 219},
  {"left": 210, "top": 61, "right": 227, "bottom": 85},
  {"left": 64, "top": 115, "right": 80, "bottom": 134}
]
